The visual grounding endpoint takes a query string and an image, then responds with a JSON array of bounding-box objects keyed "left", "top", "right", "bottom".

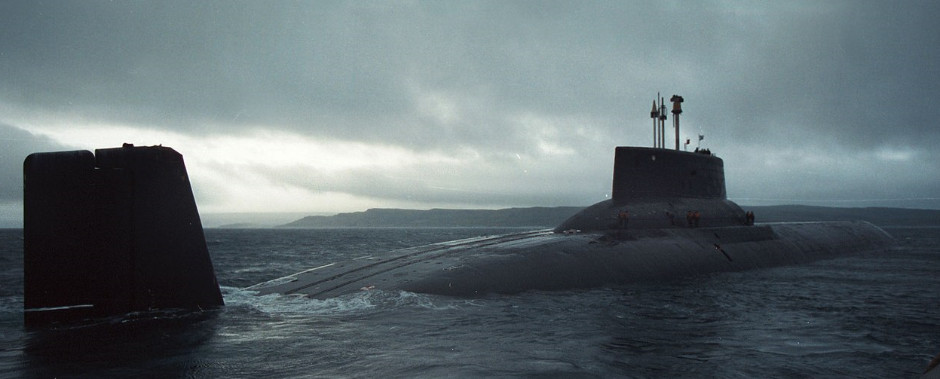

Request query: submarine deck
[{"left": 248, "top": 221, "right": 892, "bottom": 299}]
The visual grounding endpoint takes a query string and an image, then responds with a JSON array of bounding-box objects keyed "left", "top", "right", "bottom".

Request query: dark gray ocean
[{"left": 1, "top": 226, "right": 939, "bottom": 378}]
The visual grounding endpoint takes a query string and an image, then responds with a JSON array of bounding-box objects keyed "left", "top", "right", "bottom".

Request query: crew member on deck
[
  {"left": 618, "top": 210, "right": 629, "bottom": 230},
  {"left": 617, "top": 209, "right": 630, "bottom": 238}
]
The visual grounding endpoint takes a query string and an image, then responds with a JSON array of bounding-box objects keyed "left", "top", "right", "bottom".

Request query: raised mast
[
  {"left": 658, "top": 93, "right": 667, "bottom": 148},
  {"left": 670, "top": 95, "right": 684, "bottom": 150},
  {"left": 650, "top": 100, "right": 660, "bottom": 148},
  {"left": 651, "top": 93, "right": 684, "bottom": 149}
]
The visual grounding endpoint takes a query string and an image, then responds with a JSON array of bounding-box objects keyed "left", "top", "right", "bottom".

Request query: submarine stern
[{"left": 23, "top": 145, "right": 223, "bottom": 326}]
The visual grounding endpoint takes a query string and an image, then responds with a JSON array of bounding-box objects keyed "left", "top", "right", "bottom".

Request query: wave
[{"left": 220, "top": 285, "right": 470, "bottom": 317}]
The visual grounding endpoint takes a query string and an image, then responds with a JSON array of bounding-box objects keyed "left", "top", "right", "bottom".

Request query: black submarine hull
[
  {"left": 251, "top": 146, "right": 892, "bottom": 298},
  {"left": 250, "top": 221, "right": 892, "bottom": 298}
]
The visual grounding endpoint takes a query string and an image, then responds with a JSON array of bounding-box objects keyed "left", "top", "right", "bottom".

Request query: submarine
[
  {"left": 22, "top": 95, "right": 893, "bottom": 325},
  {"left": 248, "top": 95, "right": 893, "bottom": 298}
]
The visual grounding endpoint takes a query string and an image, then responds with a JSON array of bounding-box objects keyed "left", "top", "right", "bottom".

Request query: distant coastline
[
  {"left": 274, "top": 205, "right": 940, "bottom": 229},
  {"left": 277, "top": 207, "right": 584, "bottom": 229}
]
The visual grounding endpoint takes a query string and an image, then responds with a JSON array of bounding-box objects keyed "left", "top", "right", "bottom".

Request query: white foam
[
  {"left": 0, "top": 296, "right": 23, "bottom": 314},
  {"left": 220, "top": 286, "right": 461, "bottom": 315},
  {"left": 222, "top": 286, "right": 378, "bottom": 315}
]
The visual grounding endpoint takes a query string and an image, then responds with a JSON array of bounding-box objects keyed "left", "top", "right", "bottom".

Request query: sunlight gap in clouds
[
  {"left": 876, "top": 146, "right": 916, "bottom": 162},
  {"left": 24, "top": 121, "right": 465, "bottom": 170},
  {"left": 20, "top": 121, "right": 482, "bottom": 213}
]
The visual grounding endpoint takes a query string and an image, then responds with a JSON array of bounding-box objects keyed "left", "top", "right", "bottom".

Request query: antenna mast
[
  {"left": 670, "top": 95, "right": 683, "bottom": 150},
  {"left": 658, "top": 93, "right": 667, "bottom": 149},
  {"left": 650, "top": 100, "right": 659, "bottom": 148}
]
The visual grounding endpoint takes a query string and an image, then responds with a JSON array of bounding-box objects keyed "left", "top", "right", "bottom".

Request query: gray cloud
[
  {"left": 1, "top": 1, "right": 938, "bottom": 210},
  {"left": 0, "top": 123, "right": 71, "bottom": 202}
]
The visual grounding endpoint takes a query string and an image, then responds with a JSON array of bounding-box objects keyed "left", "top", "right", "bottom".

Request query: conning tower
[
  {"left": 612, "top": 147, "right": 725, "bottom": 201},
  {"left": 556, "top": 95, "right": 745, "bottom": 232}
]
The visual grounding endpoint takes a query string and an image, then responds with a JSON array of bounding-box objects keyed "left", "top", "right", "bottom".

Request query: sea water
[{"left": 1, "top": 226, "right": 938, "bottom": 377}]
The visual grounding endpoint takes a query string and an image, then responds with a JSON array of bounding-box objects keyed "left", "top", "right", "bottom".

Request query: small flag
[{"left": 698, "top": 134, "right": 704, "bottom": 141}]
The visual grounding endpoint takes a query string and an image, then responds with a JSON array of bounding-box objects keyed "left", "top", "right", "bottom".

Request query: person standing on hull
[
  {"left": 686, "top": 210, "right": 701, "bottom": 228},
  {"left": 617, "top": 209, "right": 629, "bottom": 238}
]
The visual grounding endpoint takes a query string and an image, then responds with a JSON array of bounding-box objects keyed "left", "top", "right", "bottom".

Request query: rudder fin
[{"left": 23, "top": 145, "right": 223, "bottom": 326}]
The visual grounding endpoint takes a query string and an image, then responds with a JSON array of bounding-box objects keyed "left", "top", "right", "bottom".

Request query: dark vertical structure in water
[{"left": 23, "top": 145, "right": 223, "bottom": 326}]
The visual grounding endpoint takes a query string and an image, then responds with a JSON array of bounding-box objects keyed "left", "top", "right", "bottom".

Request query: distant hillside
[
  {"left": 278, "top": 205, "right": 940, "bottom": 228},
  {"left": 744, "top": 205, "right": 940, "bottom": 227},
  {"left": 279, "top": 207, "right": 584, "bottom": 228}
]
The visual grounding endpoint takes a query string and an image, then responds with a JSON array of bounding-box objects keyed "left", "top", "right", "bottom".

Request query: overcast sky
[{"left": 1, "top": 1, "right": 938, "bottom": 226}]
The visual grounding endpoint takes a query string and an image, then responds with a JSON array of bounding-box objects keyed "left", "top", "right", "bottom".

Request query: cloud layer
[{"left": 1, "top": 1, "right": 938, "bottom": 223}]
